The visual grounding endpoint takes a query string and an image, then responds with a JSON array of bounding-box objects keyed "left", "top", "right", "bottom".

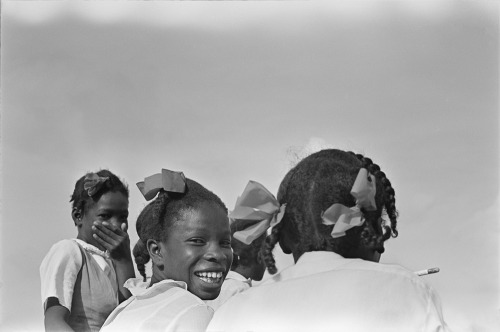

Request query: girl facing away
[
  {"left": 100, "top": 169, "right": 233, "bottom": 332},
  {"left": 206, "top": 218, "right": 268, "bottom": 310},
  {"left": 208, "top": 149, "right": 450, "bottom": 332},
  {"left": 206, "top": 180, "right": 280, "bottom": 310},
  {"left": 40, "top": 170, "right": 135, "bottom": 332}
]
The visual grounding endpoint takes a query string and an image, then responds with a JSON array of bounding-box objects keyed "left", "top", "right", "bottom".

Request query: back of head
[
  {"left": 133, "top": 178, "right": 228, "bottom": 280},
  {"left": 229, "top": 219, "right": 267, "bottom": 280},
  {"left": 70, "top": 169, "right": 129, "bottom": 217},
  {"left": 262, "top": 149, "right": 398, "bottom": 274}
]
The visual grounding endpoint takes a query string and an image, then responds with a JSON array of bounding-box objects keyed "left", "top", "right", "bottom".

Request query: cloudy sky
[{"left": 1, "top": 1, "right": 498, "bottom": 331}]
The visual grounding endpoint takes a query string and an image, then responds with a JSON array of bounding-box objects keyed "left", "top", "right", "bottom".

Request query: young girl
[
  {"left": 40, "top": 170, "right": 135, "bottom": 332},
  {"left": 208, "top": 149, "right": 450, "bottom": 332},
  {"left": 206, "top": 181, "right": 278, "bottom": 310},
  {"left": 100, "top": 169, "right": 233, "bottom": 332}
]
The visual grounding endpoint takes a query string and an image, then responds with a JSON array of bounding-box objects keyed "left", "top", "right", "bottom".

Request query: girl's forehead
[
  {"left": 171, "top": 206, "right": 229, "bottom": 231},
  {"left": 94, "top": 191, "right": 129, "bottom": 209}
]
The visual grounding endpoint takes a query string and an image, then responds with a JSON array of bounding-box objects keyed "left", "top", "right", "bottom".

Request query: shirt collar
[
  {"left": 262, "top": 251, "right": 352, "bottom": 284},
  {"left": 226, "top": 271, "right": 252, "bottom": 286},
  {"left": 74, "top": 239, "right": 110, "bottom": 259},
  {"left": 124, "top": 277, "right": 187, "bottom": 299}
]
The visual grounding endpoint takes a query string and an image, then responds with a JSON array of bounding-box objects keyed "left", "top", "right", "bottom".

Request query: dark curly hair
[
  {"left": 70, "top": 169, "right": 129, "bottom": 222},
  {"left": 262, "top": 149, "right": 398, "bottom": 274},
  {"left": 132, "top": 178, "right": 228, "bottom": 281},
  {"left": 229, "top": 219, "right": 267, "bottom": 274}
]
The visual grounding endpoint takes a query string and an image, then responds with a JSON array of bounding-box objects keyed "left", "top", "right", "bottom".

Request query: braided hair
[
  {"left": 261, "top": 149, "right": 398, "bottom": 274},
  {"left": 70, "top": 169, "right": 129, "bottom": 221},
  {"left": 229, "top": 219, "right": 267, "bottom": 279},
  {"left": 132, "top": 178, "right": 228, "bottom": 281}
]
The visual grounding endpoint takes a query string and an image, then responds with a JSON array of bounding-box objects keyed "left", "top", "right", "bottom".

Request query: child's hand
[{"left": 92, "top": 221, "right": 132, "bottom": 261}]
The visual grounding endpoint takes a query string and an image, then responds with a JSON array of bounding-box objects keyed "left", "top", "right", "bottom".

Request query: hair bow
[
  {"left": 321, "top": 168, "right": 377, "bottom": 238},
  {"left": 136, "top": 169, "right": 186, "bottom": 201},
  {"left": 229, "top": 181, "right": 286, "bottom": 245},
  {"left": 83, "top": 173, "right": 109, "bottom": 197}
]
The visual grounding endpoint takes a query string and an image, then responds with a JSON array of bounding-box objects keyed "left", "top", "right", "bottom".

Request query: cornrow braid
[
  {"left": 347, "top": 152, "right": 399, "bottom": 240},
  {"left": 132, "top": 239, "right": 150, "bottom": 281},
  {"left": 153, "top": 191, "right": 170, "bottom": 227},
  {"left": 261, "top": 222, "right": 283, "bottom": 275}
]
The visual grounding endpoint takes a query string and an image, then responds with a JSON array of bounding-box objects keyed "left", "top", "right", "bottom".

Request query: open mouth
[{"left": 194, "top": 271, "right": 223, "bottom": 284}]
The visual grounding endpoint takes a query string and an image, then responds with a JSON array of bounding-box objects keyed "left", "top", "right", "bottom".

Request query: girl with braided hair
[
  {"left": 206, "top": 217, "right": 268, "bottom": 310},
  {"left": 101, "top": 169, "right": 232, "bottom": 332},
  {"left": 208, "top": 149, "right": 450, "bottom": 332}
]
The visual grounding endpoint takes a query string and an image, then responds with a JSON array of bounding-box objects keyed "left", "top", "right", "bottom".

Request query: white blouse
[
  {"left": 207, "top": 251, "right": 450, "bottom": 332},
  {"left": 101, "top": 278, "right": 214, "bottom": 332},
  {"left": 205, "top": 271, "right": 252, "bottom": 310},
  {"left": 39, "top": 239, "right": 116, "bottom": 311}
]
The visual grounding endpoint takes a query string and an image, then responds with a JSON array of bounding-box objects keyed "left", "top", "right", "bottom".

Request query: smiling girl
[{"left": 100, "top": 169, "right": 232, "bottom": 332}]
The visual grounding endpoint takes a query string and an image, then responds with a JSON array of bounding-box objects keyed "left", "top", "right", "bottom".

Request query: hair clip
[
  {"left": 136, "top": 169, "right": 186, "bottom": 201},
  {"left": 229, "top": 181, "right": 286, "bottom": 245},
  {"left": 83, "top": 173, "right": 109, "bottom": 197},
  {"left": 321, "top": 168, "right": 377, "bottom": 238}
]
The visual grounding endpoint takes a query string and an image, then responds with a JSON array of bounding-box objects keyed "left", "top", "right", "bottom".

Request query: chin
[{"left": 196, "top": 290, "right": 220, "bottom": 301}]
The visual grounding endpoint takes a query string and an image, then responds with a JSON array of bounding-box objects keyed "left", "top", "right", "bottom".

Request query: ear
[
  {"left": 72, "top": 208, "right": 83, "bottom": 227},
  {"left": 147, "top": 239, "right": 164, "bottom": 268}
]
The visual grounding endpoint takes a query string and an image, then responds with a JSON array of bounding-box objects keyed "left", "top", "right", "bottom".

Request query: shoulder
[
  {"left": 41, "top": 239, "right": 82, "bottom": 270},
  {"left": 222, "top": 278, "right": 251, "bottom": 293},
  {"left": 366, "top": 261, "right": 429, "bottom": 284},
  {"left": 144, "top": 281, "right": 209, "bottom": 307},
  {"left": 351, "top": 260, "right": 439, "bottom": 299},
  {"left": 48, "top": 239, "right": 81, "bottom": 254}
]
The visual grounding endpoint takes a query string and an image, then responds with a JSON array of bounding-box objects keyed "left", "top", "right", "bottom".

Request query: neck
[{"left": 149, "top": 265, "right": 167, "bottom": 287}]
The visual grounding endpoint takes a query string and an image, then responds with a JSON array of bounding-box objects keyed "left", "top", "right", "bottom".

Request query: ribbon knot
[
  {"left": 229, "top": 181, "right": 286, "bottom": 245},
  {"left": 321, "top": 168, "right": 377, "bottom": 238},
  {"left": 136, "top": 169, "right": 186, "bottom": 201},
  {"left": 83, "top": 173, "right": 109, "bottom": 197}
]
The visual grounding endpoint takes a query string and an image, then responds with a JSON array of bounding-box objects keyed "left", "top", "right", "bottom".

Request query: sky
[{"left": 1, "top": 1, "right": 499, "bottom": 331}]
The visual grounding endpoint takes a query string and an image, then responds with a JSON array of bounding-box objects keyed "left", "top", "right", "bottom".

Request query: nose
[
  {"left": 110, "top": 217, "right": 127, "bottom": 230},
  {"left": 204, "top": 243, "right": 229, "bottom": 263}
]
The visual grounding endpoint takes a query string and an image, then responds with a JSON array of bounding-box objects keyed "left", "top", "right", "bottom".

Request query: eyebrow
[{"left": 97, "top": 207, "right": 128, "bottom": 214}]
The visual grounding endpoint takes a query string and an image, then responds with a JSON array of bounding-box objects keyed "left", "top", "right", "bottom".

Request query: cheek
[
  {"left": 167, "top": 246, "right": 195, "bottom": 269},
  {"left": 224, "top": 249, "right": 234, "bottom": 268}
]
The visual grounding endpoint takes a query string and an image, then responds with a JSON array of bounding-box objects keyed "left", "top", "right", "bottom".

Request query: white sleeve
[
  {"left": 167, "top": 304, "right": 214, "bottom": 332},
  {"left": 39, "top": 239, "right": 83, "bottom": 312}
]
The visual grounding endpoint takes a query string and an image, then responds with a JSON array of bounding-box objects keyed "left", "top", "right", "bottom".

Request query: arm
[
  {"left": 92, "top": 222, "right": 135, "bottom": 302},
  {"left": 44, "top": 298, "right": 74, "bottom": 332},
  {"left": 40, "top": 241, "right": 82, "bottom": 331}
]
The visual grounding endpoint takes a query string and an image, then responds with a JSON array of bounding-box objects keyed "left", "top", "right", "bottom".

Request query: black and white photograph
[{"left": 1, "top": 1, "right": 498, "bottom": 331}]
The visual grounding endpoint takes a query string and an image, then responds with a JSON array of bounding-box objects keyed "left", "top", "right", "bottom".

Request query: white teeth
[{"left": 196, "top": 271, "right": 223, "bottom": 283}]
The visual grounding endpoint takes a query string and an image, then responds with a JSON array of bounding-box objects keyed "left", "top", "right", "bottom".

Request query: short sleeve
[
  {"left": 40, "top": 239, "right": 83, "bottom": 312},
  {"left": 167, "top": 304, "right": 214, "bottom": 332}
]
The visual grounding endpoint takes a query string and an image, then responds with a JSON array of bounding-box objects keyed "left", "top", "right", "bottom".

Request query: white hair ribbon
[
  {"left": 321, "top": 168, "right": 377, "bottom": 238},
  {"left": 230, "top": 181, "right": 286, "bottom": 245}
]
